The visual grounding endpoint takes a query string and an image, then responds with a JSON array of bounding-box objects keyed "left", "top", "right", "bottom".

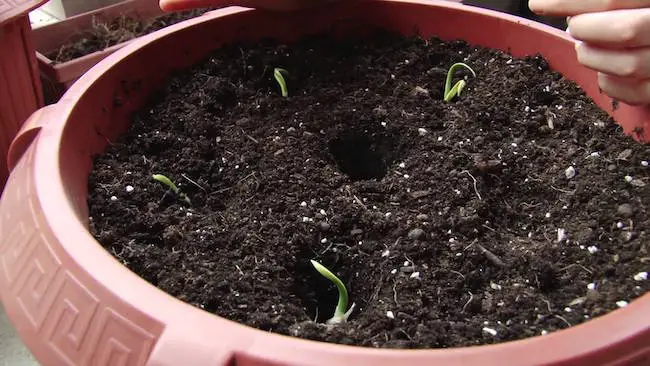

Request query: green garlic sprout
[
  {"left": 273, "top": 68, "right": 289, "bottom": 97},
  {"left": 444, "top": 62, "right": 476, "bottom": 102},
  {"left": 310, "top": 259, "right": 355, "bottom": 324},
  {"left": 152, "top": 174, "right": 191, "bottom": 205}
]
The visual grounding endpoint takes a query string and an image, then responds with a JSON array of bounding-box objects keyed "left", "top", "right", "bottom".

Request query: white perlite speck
[
  {"left": 616, "top": 222, "right": 624, "bottom": 229},
  {"left": 565, "top": 166, "right": 576, "bottom": 179},
  {"left": 418, "top": 128, "right": 428, "bottom": 136},
  {"left": 482, "top": 327, "right": 498, "bottom": 336},
  {"left": 399, "top": 162, "right": 406, "bottom": 168},
  {"left": 300, "top": 201, "right": 307, "bottom": 207},
  {"left": 633, "top": 272, "right": 648, "bottom": 281},
  {"left": 382, "top": 249, "right": 390, "bottom": 257},
  {"left": 642, "top": 161, "right": 648, "bottom": 167},
  {"left": 110, "top": 196, "right": 118, "bottom": 201},
  {"left": 587, "top": 246, "right": 599, "bottom": 254},
  {"left": 616, "top": 300, "right": 628, "bottom": 308},
  {"left": 557, "top": 228, "right": 567, "bottom": 242},
  {"left": 125, "top": 185, "right": 134, "bottom": 193},
  {"left": 623, "top": 175, "right": 647, "bottom": 187},
  {"left": 321, "top": 238, "right": 327, "bottom": 244},
  {"left": 386, "top": 311, "right": 395, "bottom": 319},
  {"left": 587, "top": 283, "right": 596, "bottom": 290},
  {"left": 410, "top": 272, "right": 421, "bottom": 280}
]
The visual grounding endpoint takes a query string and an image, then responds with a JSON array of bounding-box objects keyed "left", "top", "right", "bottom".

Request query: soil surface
[
  {"left": 48, "top": 9, "right": 211, "bottom": 63},
  {"left": 88, "top": 31, "right": 650, "bottom": 349}
]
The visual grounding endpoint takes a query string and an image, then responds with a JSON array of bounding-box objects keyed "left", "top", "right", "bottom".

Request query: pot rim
[{"left": 27, "top": 1, "right": 650, "bottom": 364}]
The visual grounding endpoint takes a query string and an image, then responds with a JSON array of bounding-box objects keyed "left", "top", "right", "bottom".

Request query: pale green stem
[{"left": 274, "top": 68, "right": 289, "bottom": 97}]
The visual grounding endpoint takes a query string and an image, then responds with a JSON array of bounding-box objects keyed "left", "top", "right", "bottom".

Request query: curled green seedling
[
  {"left": 152, "top": 174, "right": 191, "bottom": 205},
  {"left": 310, "top": 259, "right": 356, "bottom": 324},
  {"left": 273, "top": 68, "right": 289, "bottom": 97},
  {"left": 443, "top": 62, "right": 476, "bottom": 102}
]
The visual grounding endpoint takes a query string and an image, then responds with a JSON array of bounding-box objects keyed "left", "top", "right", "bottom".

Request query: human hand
[
  {"left": 529, "top": 0, "right": 650, "bottom": 105},
  {"left": 159, "top": 0, "right": 339, "bottom": 12}
]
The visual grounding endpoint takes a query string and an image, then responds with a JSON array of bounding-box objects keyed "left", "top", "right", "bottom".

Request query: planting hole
[{"left": 328, "top": 132, "right": 393, "bottom": 181}]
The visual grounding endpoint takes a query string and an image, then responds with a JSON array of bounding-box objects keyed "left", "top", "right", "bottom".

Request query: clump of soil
[
  {"left": 88, "top": 30, "right": 649, "bottom": 349},
  {"left": 48, "top": 9, "right": 211, "bottom": 63}
]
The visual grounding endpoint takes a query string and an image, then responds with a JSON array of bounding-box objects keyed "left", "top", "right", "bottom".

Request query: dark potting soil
[
  {"left": 48, "top": 9, "right": 211, "bottom": 63},
  {"left": 87, "top": 31, "right": 650, "bottom": 349}
]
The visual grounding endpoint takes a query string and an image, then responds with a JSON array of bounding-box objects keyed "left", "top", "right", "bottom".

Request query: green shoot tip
[
  {"left": 152, "top": 174, "right": 191, "bottom": 205},
  {"left": 273, "top": 68, "right": 289, "bottom": 97}
]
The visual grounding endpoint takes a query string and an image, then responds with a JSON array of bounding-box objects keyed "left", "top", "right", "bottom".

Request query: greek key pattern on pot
[{"left": 0, "top": 144, "right": 162, "bottom": 366}]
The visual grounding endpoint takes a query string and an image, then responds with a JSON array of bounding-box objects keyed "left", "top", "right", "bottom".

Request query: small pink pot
[{"left": 33, "top": 0, "right": 166, "bottom": 101}]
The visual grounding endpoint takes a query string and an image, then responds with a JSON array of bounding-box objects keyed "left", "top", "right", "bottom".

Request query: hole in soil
[{"left": 328, "top": 132, "right": 393, "bottom": 181}]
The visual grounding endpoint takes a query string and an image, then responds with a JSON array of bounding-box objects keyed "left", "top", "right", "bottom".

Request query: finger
[
  {"left": 529, "top": 0, "right": 650, "bottom": 16},
  {"left": 568, "top": 9, "right": 650, "bottom": 48},
  {"left": 576, "top": 42, "right": 650, "bottom": 78},
  {"left": 598, "top": 72, "right": 650, "bottom": 105}
]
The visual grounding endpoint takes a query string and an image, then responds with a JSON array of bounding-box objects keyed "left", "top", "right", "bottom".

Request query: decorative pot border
[{"left": 2, "top": 1, "right": 649, "bottom": 365}]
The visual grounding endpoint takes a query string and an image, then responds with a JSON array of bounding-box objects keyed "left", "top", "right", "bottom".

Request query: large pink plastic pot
[{"left": 1, "top": 1, "right": 649, "bottom": 365}]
